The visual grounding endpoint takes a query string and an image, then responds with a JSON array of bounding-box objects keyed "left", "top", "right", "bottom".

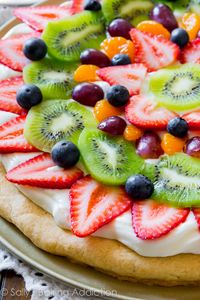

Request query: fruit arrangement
[{"left": 1, "top": 0, "right": 200, "bottom": 242}]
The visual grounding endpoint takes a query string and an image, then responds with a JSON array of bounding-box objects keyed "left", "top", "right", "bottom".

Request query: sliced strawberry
[
  {"left": 71, "top": 0, "right": 101, "bottom": 14},
  {"left": 132, "top": 200, "right": 190, "bottom": 240},
  {"left": 182, "top": 110, "right": 200, "bottom": 129},
  {"left": 181, "top": 38, "right": 200, "bottom": 64},
  {"left": 70, "top": 176, "right": 132, "bottom": 237},
  {"left": 6, "top": 153, "right": 83, "bottom": 189},
  {"left": 0, "top": 115, "right": 37, "bottom": 153},
  {"left": 0, "top": 32, "right": 40, "bottom": 72},
  {"left": 14, "top": 6, "right": 72, "bottom": 32},
  {"left": 97, "top": 64, "right": 147, "bottom": 96},
  {"left": 0, "top": 76, "right": 25, "bottom": 115},
  {"left": 193, "top": 208, "right": 200, "bottom": 230},
  {"left": 125, "top": 95, "right": 177, "bottom": 130},
  {"left": 130, "top": 28, "right": 179, "bottom": 71}
]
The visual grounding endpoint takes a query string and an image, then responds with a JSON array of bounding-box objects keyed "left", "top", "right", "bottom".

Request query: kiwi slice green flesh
[
  {"left": 190, "top": 0, "right": 200, "bottom": 15},
  {"left": 146, "top": 153, "right": 200, "bottom": 207},
  {"left": 42, "top": 11, "right": 106, "bottom": 62},
  {"left": 102, "top": 0, "right": 153, "bottom": 26},
  {"left": 78, "top": 128, "right": 144, "bottom": 185},
  {"left": 24, "top": 100, "right": 97, "bottom": 153},
  {"left": 149, "top": 64, "right": 200, "bottom": 112},
  {"left": 23, "top": 58, "right": 77, "bottom": 100}
]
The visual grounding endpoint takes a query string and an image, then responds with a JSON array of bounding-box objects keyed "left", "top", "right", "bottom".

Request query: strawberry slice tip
[
  {"left": 130, "top": 28, "right": 180, "bottom": 71},
  {"left": 125, "top": 95, "right": 177, "bottom": 130},
  {"left": 132, "top": 200, "right": 190, "bottom": 240},
  {"left": 181, "top": 38, "right": 200, "bottom": 64},
  {"left": 97, "top": 64, "right": 147, "bottom": 96},
  {"left": 6, "top": 153, "right": 83, "bottom": 189},
  {"left": 192, "top": 208, "right": 200, "bottom": 230},
  {"left": 182, "top": 110, "right": 200, "bottom": 129},
  {"left": 70, "top": 176, "right": 132, "bottom": 237}
]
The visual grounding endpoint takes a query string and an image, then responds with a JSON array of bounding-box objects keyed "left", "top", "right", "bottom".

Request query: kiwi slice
[
  {"left": 24, "top": 100, "right": 97, "bottom": 152},
  {"left": 149, "top": 64, "right": 200, "bottom": 112},
  {"left": 190, "top": 0, "right": 200, "bottom": 15},
  {"left": 42, "top": 11, "right": 106, "bottom": 62},
  {"left": 23, "top": 58, "right": 77, "bottom": 100},
  {"left": 146, "top": 153, "right": 200, "bottom": 207},
  {"left": 78, "top": 128, "right": 144, "bottom": 185},
  {"left": 102, "top": 0, "right": 153, "bottom": 26}
]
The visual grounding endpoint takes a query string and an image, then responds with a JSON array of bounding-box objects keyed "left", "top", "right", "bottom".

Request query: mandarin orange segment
[
  {"left": 100, "top": 37, "right": 134, "bottom": 62},
  {"left": 182, "top": 12, "right": 200, "bottom": 41},
  {"left": 123, "top": 125, "right": 143, "bottom": 141},
  {"left": 74, "top": 65, "right": 100, "bottom": 82},
  {"left": 94, "top": 99, "right": 122, "bottom": 122},
  {"left": 161, "top": 133, "right": 185, "bottom": 155},
  {"left": 136, "top": 20, "right": 170, "bottom": 39}
]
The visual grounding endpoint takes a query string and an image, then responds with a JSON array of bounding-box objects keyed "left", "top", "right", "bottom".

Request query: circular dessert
[{"left": 1, "top": 0, "right": 200, "bottom": 287}]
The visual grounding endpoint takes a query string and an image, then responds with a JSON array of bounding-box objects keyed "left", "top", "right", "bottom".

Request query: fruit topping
[
  {"left": 170, "top": 28, "right": 189, "bottom": 48},
  {"left": 100, "top": 37, "right": 134, "bottom": 61},
  {"left": 149, "top": 64, "right": 200, "bottom": 112},
  {"left": 167, "top": 117, "right": 189, "bottom": 138},
  {"left": 0, "top": 76, "right": 25, "bottom": 115},
  {"left": 182, "top": 110, "right": 200, "bottom": 129},
  {"left": 107, "top": 18, "right": 133, "bottom": 40},
  {"left": 125, "top": 174, "right": 154, "bottom": 200},
  {"left": 98, "top": 116, "right": 126, "bottom": 135},
  {"left": 70, "top": 175, "right": 132, "bottom": 237},
  {"left": 106, "top": 85, "right": 130, "bottom": 107},
  {"left": 102, "top": 0, "right": 153, "bottom": 27},
  {"left": 23, "top": 38, "right": 47, "bottom": 61},
  {"left": 51, "top": 140, "right": 80, "bottom": 168},
  {"left": 136, "top": 20, "right": 170, "bottom": 39},
  {"left": 0, "top": 115, "right": 37, "bottom": 153},
  {"left": 184, "top": 137, "right": 200, "bottom": 157},
  {"left": 146, "top": 153, "right": 200, "bottom": 207},
  {"left": 93, "top": 99, "right": 122, "bottom": 121},
  {"left": 136, "top": 131, "right": 163, "bottom": 159},
  {"left": 74, "top": 64, "right": 100, "bottom": 82},
  {"left": 125, "top": 95, "right": 177, "bottom": 130},
  {"left": 192, "top": 208, "right": 200, "bottom": 230},
  {"left": 150, "top": 4, "right": 178, "bottom": 32},
  {"left": 84, "top": 0, "right": 101, "bottom": 11},
  {"left": 181, "top": 38, "right": 200, "bottom": 64},
  {"left": 23, "top": 57, "right": 77, "bottom": 99},
  {"left": 42, "top": 11, "right": 105, "bottom": 62},
  {"left": 123, "top": 125, "right": 143, "bottom": 142},
  {"left": 24, "top": 100, "right": 96, "bottom": 153},
  {"left": 78, "top": 128, "right": 144, "bottom": 185},
  {"left": 72, "top": 82, "right": 104, "bottom": 106},
  {"left": 80, "top": 48, "right": 110, "bottom": 67},
  {"left": 132, "top": 200, "right": 189, "bottom": 240},
  {"left": 14, "top": 6, "right": 72, "bottom": 32},
  {"left": 0, "top": 32, "right": 40, "bottom": 72},
  {"left": 181, "top": 12, "right": 200, "bottom": 41},
  {"left": 6, "top": 153, "right": 83, "bottom": 189},
  {"left": 71, "top": 0, "right": 87, "bottom": 14},
  {"left": 111, "top": 54, "right": 131, "bottom": 66},
  {"left": 16, "top": 84, "right": 43, "bottom": 110},
  {"left": 161, "top": 133, "right": 185, "bottom": 155},
  {"left": 130, "top": 28, "right": 179, "bottom": 71},
  {"left": 97, "top": 64, "right": 147, "bottom": 96}
]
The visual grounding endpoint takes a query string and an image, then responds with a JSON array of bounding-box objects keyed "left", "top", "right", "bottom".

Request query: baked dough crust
[{"left": 1, "top": 163, "right": 200, "bottom": 286}]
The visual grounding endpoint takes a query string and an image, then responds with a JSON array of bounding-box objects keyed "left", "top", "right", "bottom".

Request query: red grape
[
  {"left": 80, "top": 49, "right": 110, "bottom": 68},
  {"left": 72, "top": 83, "right": 104, "bottom": 107},
  {"left": 136, "top": 131, "right": 163, "bottom": 159},
  {"left": 98, "top": 116, "right": 126, "bottom": 135},
  {"left": 150, "top": 4, "right": 178, "bottom": 32},
  {"left": 184, "top": 137, "right": 200, "bottom": 158},
  {"left": 107, "top": 18, "right": 133, "bottom": 40}
]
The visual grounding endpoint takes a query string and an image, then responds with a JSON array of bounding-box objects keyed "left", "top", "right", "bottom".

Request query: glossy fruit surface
[
  {"left": 123, "top": 125, "right": 143, "bottom": 141},
  {"left": 80, "top": 48, "right": 110, "bottom": 67},
  {"left": 72, "top": 82, "right": 104, "bottom": 106},
  {"left": 101, "top": 37, "right": 134, "bottom": 61},
  {"left": 184, "top": 137, "right": 200, "bottom": 157},
  {"left": 107, "top": 85, "right": 130, "bottom": 107},
  {"left": 167, "top": 117, "right": 189, "bottom": 138},
  {"left": 74, "top": 64, "right": 100, "bottom": 82},
  {"left": 136, "top": 20, "right": 170, "bottom": 39},
  {"left": 150, "top": 4, "right": 178, "bottom": 32},
  {"left": 107, "top": 18, "right": 133, "bottom": 39},
  {"left": 94, "top": 99, "right": 122, "bottom": 121},
  {"left": 23, "top": 38, "right": 47, "bottom": 61},
  {"left": 125, "top": 174, "right": 154, "bottom": 200},
  {"left": 111, "top": 54, "right": 131, "bottom": 66},
  {"left": 84, "top": 0, "right": 101, "bottom": 11},
  {"left": 170, "top": 28, "right": 189, "bottom": 48},
  {"left": 51, "top": 140, "right": 80, "bottom": 168},
  {"left": 16, "top": 84, "right": 42, "bottom": 110},
  {"left": 182, "top": 12, "right": 200, "bottom": 41},
  {"left": 161, "top": 133, "right": 185, "bottom": 155},
  {"left": 98, "top": 116, "right": 126, "bottom": 135},
  {"left": 136, "top": 132, "right": 163, "bottom": 159}
]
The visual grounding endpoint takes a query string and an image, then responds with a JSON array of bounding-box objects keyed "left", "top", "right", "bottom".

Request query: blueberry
[
  {"left": 16, "top": 84, "right": 42, "bottom": 110},
  {"left": 170, "top": 28, "right": 189, "bottom": 48},
  {"left": 167, "top": 117, "right": 188, "bottom": 138},
  {"left": 84, "top": 0, "right": 101, "bottom": 11},
  {"left": 106, "top": 85, "right": 130, "bottom": 107},
  {"left": 23, "top": 38, "right": 47, "bottom": 61},
  {"left": 125, "top": 175, "right": 154, "bottom": 200},
  {"left": 111, "top": 54, "right": 131, "bottom": 66},
  {"left": 51, "top": 141, "right": 80, "bottom": 168}
]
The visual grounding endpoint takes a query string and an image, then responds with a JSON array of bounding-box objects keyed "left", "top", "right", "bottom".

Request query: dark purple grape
[
  {"left": 136, "top": 131, "right": 163, "bottom": 159},
  {"left": 150, "top": 4, "right": 178, "bottom": 32},
  {"left": 80, "top": 49, "right": 110, "bottom": 67},
  {"left": 98, "top": 116, "right": 126, "bottom": 135},
  {"left": 107, "top": 18, "right": 133, "bottom": 40},
  {"left": 72, "top": 83, "right": 104, "bottom": 107},
  {"left": 184, "top": 137, "right": 200, "bottom": 158}
]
